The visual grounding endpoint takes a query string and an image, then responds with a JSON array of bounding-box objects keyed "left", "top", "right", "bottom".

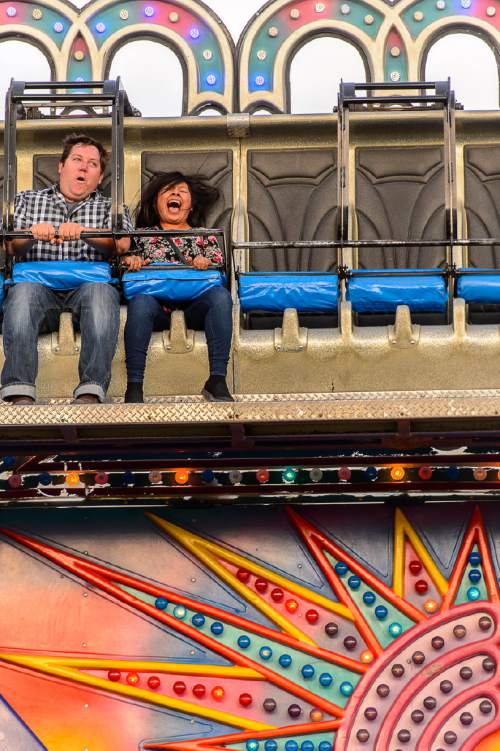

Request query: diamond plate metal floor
[{"left": 0, "top": 389, "right": 500, "bottom": 426}]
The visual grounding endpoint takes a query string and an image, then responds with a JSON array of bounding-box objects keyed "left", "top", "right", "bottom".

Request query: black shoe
[
  {"left": 202, "top": 375, "right": 234, "bottom": 402},
  {"left": 125, "top": 382, "right": 144, "bottom": 403}
]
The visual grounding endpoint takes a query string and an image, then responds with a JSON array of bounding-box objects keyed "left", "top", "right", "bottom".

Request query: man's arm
[{"left": 7, "top": 193, "right": 43, "bottom": 256}]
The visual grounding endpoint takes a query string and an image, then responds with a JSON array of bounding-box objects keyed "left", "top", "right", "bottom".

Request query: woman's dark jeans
[{"left": 124, "top": 286, "right": 233, "bottom": 383}]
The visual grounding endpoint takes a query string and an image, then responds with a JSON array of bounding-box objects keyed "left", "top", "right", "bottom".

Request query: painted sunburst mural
[{"left": 0, "top": 504, "right": 499, "bottom": 750}]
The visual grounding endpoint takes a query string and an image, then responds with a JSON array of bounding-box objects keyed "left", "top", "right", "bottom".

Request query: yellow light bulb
[{"left": 66, "top": 471, "right": 80, "bottom": 486}]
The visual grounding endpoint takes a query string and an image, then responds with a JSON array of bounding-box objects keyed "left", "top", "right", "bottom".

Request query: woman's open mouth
[{"left": 167, "top": 199, "right": 181, "bottom": 210}]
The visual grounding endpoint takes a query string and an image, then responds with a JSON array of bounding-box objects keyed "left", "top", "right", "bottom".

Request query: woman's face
[{"left": 156, "top": 181, "right": 193, "bottom": 227}]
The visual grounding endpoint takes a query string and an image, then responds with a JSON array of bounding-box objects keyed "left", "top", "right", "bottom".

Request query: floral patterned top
[{"left": 134, "top": 229, "right": 224, "bottom": 265}]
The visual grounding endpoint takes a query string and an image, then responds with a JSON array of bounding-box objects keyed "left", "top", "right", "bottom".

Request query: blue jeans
[
  {"left": 124, "top": 286, "right": 233, "bottom": 382},
  {"left": 1, "top": 282, "right": 120, "bottom": 402}
]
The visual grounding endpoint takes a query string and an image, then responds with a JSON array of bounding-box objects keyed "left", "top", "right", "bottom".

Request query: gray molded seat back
[
  {"left": 247, "top": 148, "right": 337, "bottom": 271},
  {"left": 464, "top": 145, "right": 500, "bottom": 268},
  {"left": 355, "top": 146, "right": 446, "bottom": 269}
]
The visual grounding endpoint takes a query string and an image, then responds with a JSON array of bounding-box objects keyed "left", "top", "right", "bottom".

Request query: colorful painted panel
[{"left": 0, "top": 503, "right": 500, "bottom": 749}]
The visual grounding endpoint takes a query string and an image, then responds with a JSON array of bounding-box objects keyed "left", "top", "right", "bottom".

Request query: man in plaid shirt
[{"left": 1, "top": 133, "right": 132, "bottom": 404}]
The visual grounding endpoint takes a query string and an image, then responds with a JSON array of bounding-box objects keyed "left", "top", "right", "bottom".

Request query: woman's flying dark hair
[{"left": 135, "top": 171, "right": 219, "bottom": 228}]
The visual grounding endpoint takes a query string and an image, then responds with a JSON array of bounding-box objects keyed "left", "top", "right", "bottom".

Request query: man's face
[{"left": 58, "top": 144, "right": 103, "bottom": 202}]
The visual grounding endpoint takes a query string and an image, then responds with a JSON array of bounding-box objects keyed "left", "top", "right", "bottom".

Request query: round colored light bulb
[
  {"left": 256, "top": 468, "right": 270, "bottom": 483},
  {"left": 174, "top": 469, "right": 189, "bottom": 484},
  {"left": 390, "top": 465, "right": 405, "bottom": 481}
]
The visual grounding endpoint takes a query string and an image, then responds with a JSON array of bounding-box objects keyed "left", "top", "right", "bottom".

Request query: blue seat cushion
[
  {"left": 239, "top": 272, "right": 338, "bottom": 313},
  {"left": 122, "top": 264, "right": 224, "bottom": 302},
  {"left": 12, "top": 261, "right": 113, "bottom": 290},
  {"left": 347, "top": 269, "right": 448, "bottom": 313},
  {"left": 456, "top": 270, "right": 500, "bottom": 304}
]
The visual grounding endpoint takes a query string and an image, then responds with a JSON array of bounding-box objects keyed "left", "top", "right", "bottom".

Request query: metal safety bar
[
  {"left": 233, "top": 239, "right": 500, "bottom": 249},
  {"left": 3, "top": 228, "right": 227, "bottom": 273},
  {"left": 339, "top": 80, "right": 454, "bottom": 104},
  {"left": 337, "top": 80, "right": 457, "bottom": 252},
  {"left": 2, "top": 79, "right": 131, "bottom": 241},
  {"left": 5, "top": 228, "right": 225, "bottom": 241},
  {"left": 336, "top": 79, "right": 458, "bottom": 318}
]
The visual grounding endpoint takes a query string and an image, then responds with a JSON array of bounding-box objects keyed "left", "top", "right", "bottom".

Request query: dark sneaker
[{"left": 202, "top": 376, "right": 234, "bottom": 402}]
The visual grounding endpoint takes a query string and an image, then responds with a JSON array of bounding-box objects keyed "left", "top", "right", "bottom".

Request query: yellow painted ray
[
  {"left": 0, "top": 653, "right": 272, "bottom": 732},
  {"left": 148, "top": 514, "right": 353, "bottom": 646},
  {"left": 393, "top": 509, "right": 449, "bottom": 598}
]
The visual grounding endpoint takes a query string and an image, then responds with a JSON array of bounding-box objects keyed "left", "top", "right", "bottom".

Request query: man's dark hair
[
  {"left": 135, "top": 171, "right": 219, "bottom": 228},
  {"left": 60, "top": 133, "right": 108, "bottom": 173}
]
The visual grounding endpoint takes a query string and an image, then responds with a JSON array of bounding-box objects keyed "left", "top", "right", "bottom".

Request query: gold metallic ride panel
[{"left": 2, "top": 113, "right": 500, "bottom": 398}]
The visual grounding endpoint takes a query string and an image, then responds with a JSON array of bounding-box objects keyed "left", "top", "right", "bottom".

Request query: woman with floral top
[{"left": 122, "top": 171, "right": 233, "bottom": 402}]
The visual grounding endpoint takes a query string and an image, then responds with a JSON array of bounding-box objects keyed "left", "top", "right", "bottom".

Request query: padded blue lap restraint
[
  {"left": 12, "top": 260, "right": 113, "bottom": 290},
  {"left": 122, "top": 264, "right": 224, "bottom": 302},
  {"left": 238, "top": 272, "right": 338, "bottom": 313},
  {"left": 346, "top": 269, "right": 448, "bottom": 313}
]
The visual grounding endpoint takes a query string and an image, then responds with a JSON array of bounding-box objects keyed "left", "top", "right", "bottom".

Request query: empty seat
[
  {"left": 355, "top": 146, "right": 447, "bottom": 269},
  {"left": 347, "top": 146, "right": 449, "bottom": 317},
  {"left": 241, "top": 148, "right": 338, "bottom": 324},
  {"left": 458, "top": 146, "right": 500, "bottom": 311},
  {"left": 464, "top": 145, "right": 500, "bottom": 269}
]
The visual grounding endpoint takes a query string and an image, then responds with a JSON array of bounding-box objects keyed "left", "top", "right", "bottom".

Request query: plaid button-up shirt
[{"left": 14, "top": 184, "right": 133, "bottom": 262}]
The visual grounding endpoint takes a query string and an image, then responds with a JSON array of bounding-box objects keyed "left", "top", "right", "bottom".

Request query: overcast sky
[{"left": 0, "top": 0, "right": 497, "bottom": 115}]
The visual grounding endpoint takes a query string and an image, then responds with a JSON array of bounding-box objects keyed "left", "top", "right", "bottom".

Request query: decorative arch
[
  {"left": 398, "top": 0, "right": 500, "bottom": 79},
  {"left": 79, "top": 0, "right": 235, "bottom": 114},
  {"left": 0, "top": 28, "right": 57, "bottom": 79},
  {"left": 415, "top": 19, "right": 500, "bottom": 87},
  {"left": 286, "top": 30, "right": 371, "bottom": 113},
  {"left": 102, "top": 30, "right": 191, "bottom": 115},
  {"left": 238, "top": 0, "right": 387, "bottom": 112},
  {"left": 0, "top": 0, "right": 499, "bottom": 112},
  {"left": 0, "top": 0, "right": 234, "bottom": 114}
]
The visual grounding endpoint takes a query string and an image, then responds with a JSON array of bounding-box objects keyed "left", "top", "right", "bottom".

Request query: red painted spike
[
  {"left": 286, "top": 509, "right": 423, "bottom": 656},
  {"left": 142, "top": 720, "right": 342, "bottom": 751},
  {"left": 402, "top": 540, "right": 441, "bottom": 611},
  {"left": 442, "top": 506, "right": 499, "bottom": 609}
]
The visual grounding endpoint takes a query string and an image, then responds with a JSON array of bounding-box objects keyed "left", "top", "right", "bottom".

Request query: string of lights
[{"left": 3, "top": 458, "right": 500, "bottom": 499}]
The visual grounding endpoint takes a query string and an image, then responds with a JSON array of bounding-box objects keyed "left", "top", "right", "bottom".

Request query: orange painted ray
[
  {"left": 0, "top": 653, "right": 272, "bottom": 731},
  {"left": 441, "top": 506, "right": 500, "bottom": 610},
  {"left": 0, "top": 527, "right": 365, "bottom": 718},
  {"left": 287, "top": 508, "right": 425, "bottom": 655}
]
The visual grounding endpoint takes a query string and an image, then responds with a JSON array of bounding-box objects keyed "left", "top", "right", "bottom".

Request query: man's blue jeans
[
  {"left": 1, "top": 282, "right": 120, "bottom": 402},
  {"left": 124, "top": 286, "right": 233, "bottom": 382}
]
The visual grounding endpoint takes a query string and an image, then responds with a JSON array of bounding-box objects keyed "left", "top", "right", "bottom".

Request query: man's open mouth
[{"left": 76, "top": 176, "right": 86, "bottom": 183}]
